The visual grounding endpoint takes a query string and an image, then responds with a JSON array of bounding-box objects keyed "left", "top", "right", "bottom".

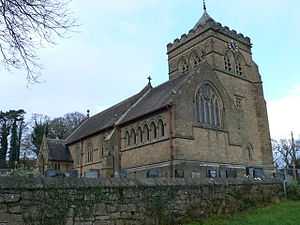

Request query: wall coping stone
[{"left": 0, "top": 177, "right": 282, "bottom": 190}]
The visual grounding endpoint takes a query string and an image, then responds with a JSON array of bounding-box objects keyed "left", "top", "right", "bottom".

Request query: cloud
[{"left": 267, "top": 85, "right": 300, "bottom": 140}]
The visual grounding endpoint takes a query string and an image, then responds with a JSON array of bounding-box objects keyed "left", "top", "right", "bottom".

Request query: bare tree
[{"left": 0, "top": 0, "right": 77, "bottom": 82}]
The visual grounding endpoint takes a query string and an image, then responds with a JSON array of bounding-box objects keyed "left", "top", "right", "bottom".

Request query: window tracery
[{"left": 196, "top": 83, "right": 223, "bottom": 128}]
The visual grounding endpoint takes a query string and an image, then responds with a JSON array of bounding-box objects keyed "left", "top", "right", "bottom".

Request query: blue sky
[{"left": 0, "top": 0, "right": 299, "bottom": 139}]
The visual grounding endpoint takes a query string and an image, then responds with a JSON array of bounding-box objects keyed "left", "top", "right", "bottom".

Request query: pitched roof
[
  {"left": 47, "top": 139, "right": 73, "bottom": 162},
  {"left": 65, "top": 84, "right": 152, "bottom": 144},
  {"left": 65, "top": 75, "right": 187, "bottom": 145},
  {"left": 193, "top": 11, "right": 216, "bottom": 30},
  {"left": 120, "top": 75, "right": 187, "bottom": 124}
]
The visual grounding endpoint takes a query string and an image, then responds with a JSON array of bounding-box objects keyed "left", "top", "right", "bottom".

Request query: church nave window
[
  {"left": 143, "top": 125, "right": 150, "bottom": 142},
  {"left": 158, "top": 120, "right": 165, "bottom": 137},
  {"left": 126, "top": 131, "right": 130, "bottom": 146},
  {"left": 150, "top": 122, "right": 157, "bottom": 140},
  {"left": 138, "top": 127, "right": 143, "bottom": 144},
  {"left": 131, "top": 129, "right": 137, "bottom": 145}
]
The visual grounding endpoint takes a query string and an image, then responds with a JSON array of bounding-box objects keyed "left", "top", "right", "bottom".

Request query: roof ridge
[
  {"left": 65, "top": 84, "right": 151, "bottom": 144},
  {"left": 116, "top": 86, "right": 152, "bottom": 126}
]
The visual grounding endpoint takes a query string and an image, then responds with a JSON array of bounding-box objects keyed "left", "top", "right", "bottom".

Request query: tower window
[
  {"left": 224, "top": 56, "right": 232, "bottom": 72},
  {"left": 236, "top": 59, "right": 242, "bottom": 76}
]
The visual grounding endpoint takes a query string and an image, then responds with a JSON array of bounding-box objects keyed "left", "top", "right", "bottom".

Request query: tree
[
  {"left": 23, "top": 112, "right": 85, "bottom": 158},
  {"left": 0, "top": 0, "right": 77, "bottom": 82},
  {"left": 0, "top": 109, "right": 25, "bottom": 168},
  {"left": 30, "top": 114, "right": 50, "bottom": 156},
  {"left": 0, "top": 111, "right": 10, "bottom": 168},
  {"left": 8, "top": 109, "right": 25, "bottom": 168},
  {"left": 48, "top": 112, "right": 85, "bottom": 139}
]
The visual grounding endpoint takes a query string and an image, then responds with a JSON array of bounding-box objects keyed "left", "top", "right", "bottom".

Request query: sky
[{"left": 0, "top": 0, "right": 299, "bottom": 140}]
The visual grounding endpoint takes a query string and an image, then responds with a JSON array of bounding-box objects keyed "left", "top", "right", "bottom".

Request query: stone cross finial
[
  {"left": 203, "top": 0, "right": 207, "bottom": 11},
  {"left": 147, "top": 76, "right": 152, "bottom": 85}
]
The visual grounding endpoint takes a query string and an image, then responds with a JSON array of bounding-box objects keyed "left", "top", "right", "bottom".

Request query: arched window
[
  {"left": 138, "top": 127, "right": 143, "bottom": 144},
  {"left": 190, "top": 52, "right": 201, "bottom": 68},
  {"left": 126, "top": 131, "right": 130, "bottom": 146},
  {"left": 158, "top": 120, "right": 165, "bottom": 137},
  {"left": 224, "top": 52, "right": 234, "bottom": 72},
  {"left": 196, "top": 83, "right": 223, "bottom": 128},
  {"left": 86, "top": 143, "right": 93, "bottom": 163},
  {"left": 143, "top": 125, "right": 150, "bottom": 142},
  {"left": 131, "top": 129, "right": 136, "bottom": 145},
  {"left": 235, "top": 57, "right": 243, "bottom": 76},
  {"left": 247, "top": 144, "right": 254, "bottom": 161},
  {"left": 178, "top": 58, "right": 189, "bottom": 73},
  {"left": 150, "top": 122, "right": 157, "bottom": 140}
]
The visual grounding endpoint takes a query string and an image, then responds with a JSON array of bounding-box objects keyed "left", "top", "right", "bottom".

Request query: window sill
[
  {"left": 193, "top": 123, "right": 226, "bottom": 133},
  {"left": 122, "top": 137, "right": 169, "bottom": 152}
]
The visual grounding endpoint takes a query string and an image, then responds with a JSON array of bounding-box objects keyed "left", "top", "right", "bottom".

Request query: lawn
[{"left": 188, "top": 201, "right": 300, "bottom": 225}]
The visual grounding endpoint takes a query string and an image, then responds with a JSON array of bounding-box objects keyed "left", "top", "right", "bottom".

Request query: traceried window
[
  {"left": 190, "top": 52, "right": 201, "bottom": 68},
  {"left": 196, "top": 83, "right": 223, "bottom": 129},
  {"left": 178, "top": 58, "right": 189, "bottom": 73},
  {"left": 158, "top": 120, "right": 165, "bottom": 137}
]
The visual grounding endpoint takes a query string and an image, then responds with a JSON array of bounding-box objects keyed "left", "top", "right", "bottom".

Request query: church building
[{"left": 65, "top": 3, "right": 274, "bottom": 179}]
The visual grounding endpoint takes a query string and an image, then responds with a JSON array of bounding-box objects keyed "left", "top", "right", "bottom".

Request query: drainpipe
[{"left": 168, "top": 105, "right": 175, "bottom": 178}]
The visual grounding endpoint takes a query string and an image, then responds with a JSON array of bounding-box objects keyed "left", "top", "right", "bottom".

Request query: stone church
[{"left": 64, "top": 4, "right": 274, "bottom": 179}]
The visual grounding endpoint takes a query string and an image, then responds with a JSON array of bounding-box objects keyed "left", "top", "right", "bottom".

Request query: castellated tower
[{"left": 166, "top": 6, "right": 274, "bottom": 175}]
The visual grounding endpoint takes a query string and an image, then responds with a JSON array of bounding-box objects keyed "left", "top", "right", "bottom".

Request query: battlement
[{"left": 167, "top": 20, "right": 251, "bottom": 53}]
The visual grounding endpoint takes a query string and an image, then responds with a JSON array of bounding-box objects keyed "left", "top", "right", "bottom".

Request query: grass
[{"left": 187, "top": 201, "right": 300, "bottom": 225}]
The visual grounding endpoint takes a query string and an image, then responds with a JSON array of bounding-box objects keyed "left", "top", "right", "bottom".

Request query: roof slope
[
  {"left": 47, "top": 139, "right": 73, "bottom": 162},
  {"left": 65, "top": 84, "right": 151, "bottom": 144},
  {"left": 65, "top": 75, "right": 187, "bottom": 145},
  {"left": 120, "top": 75, "right": 187, "bottom": 124},
  {"left": 193, "top": 10, "right": 216, "bottom": 30}
]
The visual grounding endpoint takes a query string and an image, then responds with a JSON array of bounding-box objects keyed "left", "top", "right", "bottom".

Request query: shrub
[{"left": 287, "top": 181, "right": 300, "bottom": 200}]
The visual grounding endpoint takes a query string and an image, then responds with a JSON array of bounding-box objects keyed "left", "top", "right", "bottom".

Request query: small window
[
  {"left": 143, "top": 125, "right": 150, "bottom": 142},
  {"left": 150, "top": 122, "right": 157, "bottom": 140},
  {"left": 131, "top": 129, "right": 136, "bottom": 145},
  {"left": 126, "top": 131, "right": 130, "bottom": 146},
  {"left": 158, "top": 120, "right": 165, "bottom": 137},
  {"left": 138, "top": 127, "right": 143, "bottom": 144}
]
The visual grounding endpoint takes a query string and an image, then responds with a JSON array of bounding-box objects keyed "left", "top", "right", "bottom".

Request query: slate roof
[
  {"left": 65, "top": 74, "right": 187, "bottom": 145},
  {"left": 47, "top": 139, "right": 73, "bottom": 162},
  {"left": 193, "top": 10, "right": 216, "bottom": 30}
]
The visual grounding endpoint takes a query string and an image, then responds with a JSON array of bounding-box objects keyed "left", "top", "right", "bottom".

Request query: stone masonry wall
[{"left": 0, "top": 177, "right": 282, "bottom": 225}]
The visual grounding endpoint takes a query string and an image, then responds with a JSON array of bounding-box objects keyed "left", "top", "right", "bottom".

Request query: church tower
[
  {"left": 167, "top": 1, "right": 254, "bottom": 82},
  {"left": 166, "top": 1, "right": 274, "bottom": 176}
]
